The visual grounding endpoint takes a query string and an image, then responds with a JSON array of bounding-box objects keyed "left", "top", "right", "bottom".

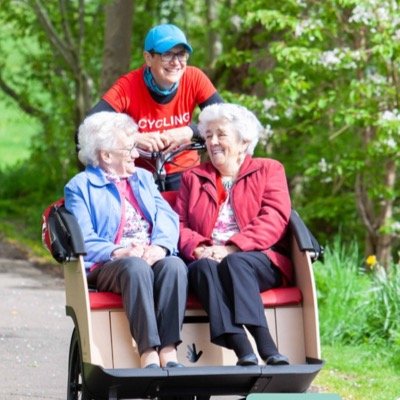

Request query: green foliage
[
  {"left": 314, "top": 238, "right": 370, "bottom": 344},
  {"left": 213, "top": 0, "right": 400, "bottom": 258},
  {"left": 0, "top": 95, "right": 40, "bottom": 168},
  {"left": 315, "top": 237, "right": 400, "bottom": 349},
  {"left": 362, "top": 264, "right": 400, "bottom": 344}
]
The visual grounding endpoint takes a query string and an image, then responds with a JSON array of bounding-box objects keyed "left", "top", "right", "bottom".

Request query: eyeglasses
[
  {"left": 113, "top": 143, "right": 137, "bottom": 157},
  {"left": 152, "top": 50, "right": 189, "bottom": 63}
]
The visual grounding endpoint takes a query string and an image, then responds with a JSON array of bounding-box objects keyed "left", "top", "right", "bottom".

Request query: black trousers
[
  {"left": 88, "top": 256, "right": 188, "bottom": 355},
  {"left": 188, "top": 251, "right": 281, "bottom": 348}
]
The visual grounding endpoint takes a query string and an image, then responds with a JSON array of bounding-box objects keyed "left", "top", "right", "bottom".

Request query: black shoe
[
  {"left": 265, "top": 353, "right": 289, "bottom": 365},
  {"left": 236, "top": 353, "right": 258, "bottom": 366},
  {"left": 145, "top": 363, "right": 160, "bottom": 368},
  {"left": 165, "top": 361, "right": 185, "bottom": 368}
]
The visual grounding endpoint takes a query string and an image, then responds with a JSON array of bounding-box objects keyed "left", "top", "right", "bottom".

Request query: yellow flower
[{"left": 366, "top": 255, "right": 377, "bottom": 268}]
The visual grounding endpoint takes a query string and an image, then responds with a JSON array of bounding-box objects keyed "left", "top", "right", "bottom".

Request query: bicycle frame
[{"left": 137, "top": 142, "right": 205, "bottom": 191}]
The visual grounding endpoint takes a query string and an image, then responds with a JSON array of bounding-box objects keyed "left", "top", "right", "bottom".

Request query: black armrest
[
  {"left": 289, "top": 209, "right": 324, "bottom": 262},
  {"left": 47, "top": 204, "right": 86, "bottom": 263}
]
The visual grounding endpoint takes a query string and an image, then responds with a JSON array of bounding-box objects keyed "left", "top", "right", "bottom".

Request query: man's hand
[
  {"left": 161, "top": 126, "right": 193, "bottom": 152},
  {"left": 135, "top": 132, "right": 165, "bottom": 152}
]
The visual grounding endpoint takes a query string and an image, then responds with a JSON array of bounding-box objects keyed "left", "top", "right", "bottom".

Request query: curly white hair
[{"left": 77, "top": 112, "right": 138, "bottom": 166}]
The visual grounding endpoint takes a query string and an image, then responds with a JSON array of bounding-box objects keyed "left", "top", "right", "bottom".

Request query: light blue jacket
[{"left": 64, "top": 165, "right": 179, "bottom": 271}]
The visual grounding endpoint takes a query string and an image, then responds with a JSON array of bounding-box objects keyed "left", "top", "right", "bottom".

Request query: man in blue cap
[{"left": 88, "top": 24, "right": 223, "bottom": 190}]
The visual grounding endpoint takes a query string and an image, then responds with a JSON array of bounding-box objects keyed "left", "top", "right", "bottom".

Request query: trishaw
[{"left": 41, "top": 143, "right": 335, "bottom": 400}]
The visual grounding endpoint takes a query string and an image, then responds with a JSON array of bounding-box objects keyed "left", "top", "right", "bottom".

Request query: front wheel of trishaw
[{"left": 67, "top": 328, "right": 92, "bottom": 400}]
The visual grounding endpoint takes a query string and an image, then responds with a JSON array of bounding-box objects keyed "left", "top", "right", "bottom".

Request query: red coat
[{"left": 175, "top": 155, "right": 294, "bottom": 286}]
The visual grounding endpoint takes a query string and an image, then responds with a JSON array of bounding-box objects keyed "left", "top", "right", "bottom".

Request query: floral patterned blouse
[{"left": 211, "top": 188, "right": 239, "bottom": 245}]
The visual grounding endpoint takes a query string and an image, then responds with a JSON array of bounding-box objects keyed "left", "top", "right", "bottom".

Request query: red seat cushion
[
  {"left": 90, "top": 292, "right": 123, "bottom": 310},
  {"left": 89, "top": 287, "right": 302, "bottom": 311},
  {"left": 260, "top": 287, "right": 302, "bottom": 306}
]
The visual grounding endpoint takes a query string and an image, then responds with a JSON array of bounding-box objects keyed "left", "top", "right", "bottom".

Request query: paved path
[{"left": 0, "top": 258, "right": 73, "bottom": 399}]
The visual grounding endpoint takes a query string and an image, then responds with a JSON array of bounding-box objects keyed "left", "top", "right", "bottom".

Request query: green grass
[
  {"left": 314, "top": 344, "right": 400, "bottom": 400},
  {"left": 0, "top": 96, "right": 40, "bottom": 168}
]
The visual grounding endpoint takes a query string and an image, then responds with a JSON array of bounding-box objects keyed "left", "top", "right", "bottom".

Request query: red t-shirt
[{"left": 102, "top": 65, "right": 217, "bottom": 174}]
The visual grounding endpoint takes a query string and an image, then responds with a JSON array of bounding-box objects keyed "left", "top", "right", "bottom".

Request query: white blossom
[
  {"left": 384, "top": 137, "right": 397, "bottom": 149},
  {"left": 391, "top": 221, "right": 400, "bottom": 232},
  {"left": 258, "top": 124, "right": 274, "bottom": 147},
  {"left": 318, "top": 158, "right": 329, "bottom": 173},
  {"left": 349, "top": 5, "right": 374, "bottom": 25},
  {"left": 351, "top": 49, "right": 364, "bottom": 61},
  {"left": 285, "top": 107, "right": 294, "bottom": 119},
  {"left": 294, "top": 18, "right": 322, "bottom": 37},
  {"left": 319, "top": 49, "right": 343, "bottom": 68},
  {"left": 230, "top": 15, "right": 243, "bottom": 31},
  {"left": 296, "top": 0, "right": 307, "bottom": 8},
  {"left": 295, "top": 20, "right": 309, "bottom": 37},
  {"left": 262, "top": 98, "right": 277, "bottom": 112},
  {"left": 376, "top": 6, "right": 391, "bottom": 22},
  {"left": 349, "top": 1, "right": 398, "bottom": 25},
  {"left": 380, "top": 109, "right": 400, "bottom": 121},
  {"left": 367, "top": 72, "right": 386, "bottom": 85}
]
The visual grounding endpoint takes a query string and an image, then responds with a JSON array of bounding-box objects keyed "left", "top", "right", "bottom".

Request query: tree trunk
[
  {"left": 375, "top": 159, "right": 397, "bottom": 268},
  {"left": 75, "top": 70, "right": 93, "bottom": 127},
  {"left": 356, "top": 154, "right": 397, "bottom": 269},
  {"left": 205, "top": 0, "right": 222, "bottom": 74},
  {"left": 99, "top": 0, "right": 134, "bottom": 94}
]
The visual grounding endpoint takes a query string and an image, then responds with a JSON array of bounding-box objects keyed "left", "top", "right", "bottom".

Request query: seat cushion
[{"left": 89, "top": 287, "right": 302, "bottom": 311}]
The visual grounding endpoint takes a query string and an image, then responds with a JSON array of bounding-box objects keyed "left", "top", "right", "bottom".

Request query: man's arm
[
  {"left": 86, "top": 99, "right": 117, "bottom": 116},
  {"left": 190, "top": 92, "right": 224, "bottom": 142}
]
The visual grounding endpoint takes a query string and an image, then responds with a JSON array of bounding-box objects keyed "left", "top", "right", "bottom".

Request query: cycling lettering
[{"left": 138, "top": 113, "right": 191, "bottom": 131}]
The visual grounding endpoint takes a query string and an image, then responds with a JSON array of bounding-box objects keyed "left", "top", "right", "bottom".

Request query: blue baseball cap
[{"left": 144, "top": 24, "right": 193, "bottom": 54}]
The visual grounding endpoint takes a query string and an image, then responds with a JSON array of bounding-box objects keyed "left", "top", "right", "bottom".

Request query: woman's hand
[
  {"left": 193, "top": 245, "right": 213, "bottom": 259},
  {"left": 208, "top": 245, "right": 239, "bottom": 262},
  {"left": 193, "top": 244, "right": 239, "bottom": 261},
  {"left": 111, "top": 244, "right": 146, "bottom": 259},
  {"left": 142, "top": 244, "right": 167, "bottom": 266}
]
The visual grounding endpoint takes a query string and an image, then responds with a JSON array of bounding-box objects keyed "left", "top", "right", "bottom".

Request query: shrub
[
  {"left": 315, "top": 237, "right": 400, "bottom": 357},
  {"left": 360, "top": 264, "right": 400, "bottom": 344},
  {"left": 314, "top": 237, "right": 370, "bottom": 344}
]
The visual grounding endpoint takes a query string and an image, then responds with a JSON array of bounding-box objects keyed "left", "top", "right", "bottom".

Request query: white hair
[
  {"left": 77, "top": 112, "right": 138, "bottom": 166},
  {"left": 198, "top": 103, "right": 262, "bottom": 155}
]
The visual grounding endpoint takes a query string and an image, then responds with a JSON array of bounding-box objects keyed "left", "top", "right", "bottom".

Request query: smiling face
[
  {"left": 204, "top": 119, "right": 249, "bottom": 176},
  {"left": 144, "top": 45, "right": 188, "bottom": 89},
  {"left": 99, "top": 131, "right": 139, "bottom": 177}
]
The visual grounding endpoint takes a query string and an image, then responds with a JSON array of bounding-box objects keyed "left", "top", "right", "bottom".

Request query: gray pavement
[{"left": 0, "top": 258, "right": 73, "bottom": 399}]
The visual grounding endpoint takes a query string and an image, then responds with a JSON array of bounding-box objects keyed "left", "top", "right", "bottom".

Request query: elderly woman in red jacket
[{"left": 175, "top": 103, "right": 292, "bottom": 366}]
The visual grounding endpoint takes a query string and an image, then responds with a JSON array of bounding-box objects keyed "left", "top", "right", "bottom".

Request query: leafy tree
[
  {"left": 0, "top": 0, "right": 106, "bottom": 190},
  {"left": 213, "top": 0, "right": 400, "bottom": 267}
]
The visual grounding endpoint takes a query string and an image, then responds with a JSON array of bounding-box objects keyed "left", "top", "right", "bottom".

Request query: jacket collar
[
  {"left": 85, "top": 165, "right": 138, "bottom": 187},
  {"left": 85, "top": 165, "right": 109, "bottom": 187}
]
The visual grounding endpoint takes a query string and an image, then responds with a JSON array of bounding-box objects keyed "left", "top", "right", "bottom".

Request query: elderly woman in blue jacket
[{"left": 64, "top": 111, "right": 187, "bottom": 369}]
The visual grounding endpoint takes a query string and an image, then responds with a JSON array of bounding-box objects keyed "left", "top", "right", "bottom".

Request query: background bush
[{"left": 314, "top": 238, "right": 400, "bottom": 367}]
